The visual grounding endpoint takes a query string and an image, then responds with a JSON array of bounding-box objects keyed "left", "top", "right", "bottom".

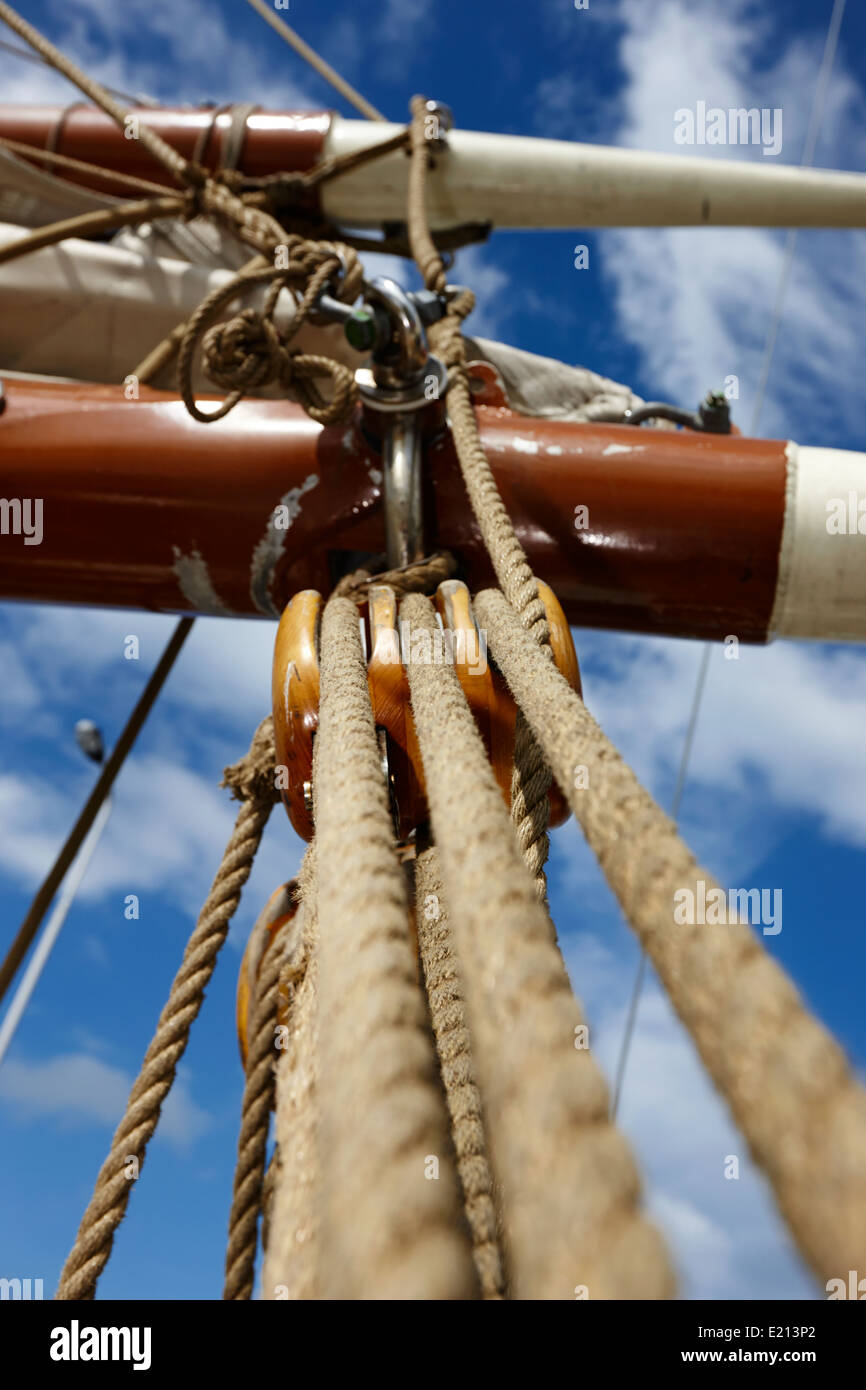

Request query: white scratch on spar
[
  {"left": 172, "top": 546, "right": 235, "bottom": 616},
  {"left": 250, "top": 473, "right": 319, "bottom": 617}
]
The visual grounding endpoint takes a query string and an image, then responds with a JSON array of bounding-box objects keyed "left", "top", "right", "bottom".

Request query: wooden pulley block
[
  {"left": 236, "top": 881, "right": 298, "bottom": 1069},
  {"left": 271, "top": 580, "right": 581, "bottom": 842}
]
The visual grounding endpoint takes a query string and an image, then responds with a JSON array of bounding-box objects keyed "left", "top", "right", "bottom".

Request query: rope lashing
[
  {"left": 311, "top": 595, "right": 477, "bottom": 1299},
  {"left": 413, "top": 837, "right": 506, "bottom": 1299},
  {"left": 333, "top": 549, "right": 458, "bottom": 602},
  {"left": 262, "top": 847, "right": 320, "bottom": 1301},
  {"left": 401, "top": 593, "right": 675, "bottom": 1300},
  {"left": 176, "top": 243, "right": 363, "bottom": 424},
  {"left": 405, "top": 95, "right": 553, "bottom": 897},
  {"left": 473, "top": 586, "right": 866, "bottom": 1284},
  {"left": 56, "top": 718, "right": 281, "bottom": 1301}
]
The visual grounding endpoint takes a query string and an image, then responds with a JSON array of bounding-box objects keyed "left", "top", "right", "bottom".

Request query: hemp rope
[
  {"left": 474, "top": 586, "right": 866, "bottom": 1284},
  {"left": 0, "top": 134, "right": 172, "bottom": 195},
  {"left": 176, "top": 244, "right": 363, "bottom": 425},
  {"left": 56, "top": 718, "right": 280, "bottom": 1301},
  {"left": 262, "top": 848, "right": 320, "bottom": 1300},
  {"left": 313, "top": 596, "right": 477, "bottom": 1299},
  {"left": 405, "top": 95, "right": 552, "bottom": 898},
  {"left": 0, "top": 195, "right": 189, "bottom": 267},
  {"left": 413, "top": 838, "right": 506, "bottom": 1298},
  {"left": 333, "top": 549, "right": 457, "bottom": 601},
  {"left": 401, "top": 593, "right": 675, "bottom": 1300},
  {"left": 223, "top": 903, "right": 302, "bottom": 1300}
]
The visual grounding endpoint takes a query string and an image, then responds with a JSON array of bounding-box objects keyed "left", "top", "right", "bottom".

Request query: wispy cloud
[{"left": 0, "top": 1050, "right": 211, "bottom": 1150}]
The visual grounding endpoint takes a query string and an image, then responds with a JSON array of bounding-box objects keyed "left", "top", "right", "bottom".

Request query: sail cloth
[
  {"left": 0, "top": 145, "right": 644, "bottom": 415},
  {"left": 0, "top": 221, "right": 643, "bottom": 416}
]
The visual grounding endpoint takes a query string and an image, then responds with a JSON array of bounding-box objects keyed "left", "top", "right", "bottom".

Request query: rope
[
  {"left": 414, "top": 837, "right": 506, "bottom": 1298},
  {"left": 405, "top": 95, "right": 553, "bottom": 896},
  {"left": 313, "top": 595, "right": 477, "bottom": 1299},
  {"left": 401, "top": 593, "right": 674, "bottom": 1299},
  {"left": 474, "top": 586, "right": 866, "bottom": 1284},
  {"left": 0, "top": 195, "right": 187, "bottom": 267},
  {"left": 243, "top": 0, "right": 386, "bottom": 122},
  {"left": 333, "top": 549, "right": 457, "bottom": 601},
  {"left": 0, "top": 35, "right": 155, "bottom": 107},
  {"left": 0, "top": 1, "right": 192, "bottom": 187},
  {"left": 56, "top": 718, "right": 280, "bottom": 1300},
  {"left": 176, "top": 245, "right": 362, "bottom": 424},
  {"left": 0, "top": 135, "right": 172, "bottom": 195},
  {"left": 0, "top": 1, "right": 291, "bottom": 260},
  {"left": 611, "top": 643, "right": 712, "bottom": 1118},
  {"left": 223, "top": 903, "right": 301, "bottom": 1300},
  {"left": 261, "top": 849, "right": 319, "bottom": 1300}
]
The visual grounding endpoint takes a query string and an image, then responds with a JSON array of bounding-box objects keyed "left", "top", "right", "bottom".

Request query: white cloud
[
  {"left": 572, "top": 629, "right": 866, "bottom": 879},
  {"left": 0, "top": 0, "right": 320, "bottom": 112},
  {"left": 0, "top": 750, "right": 303, "bottom": 928},
  {"left": 0, "top": 1050, "right": 211, "bottom": 1150},
  {"left": 535, "top": 0, "right": 866, "bottom": 443}
]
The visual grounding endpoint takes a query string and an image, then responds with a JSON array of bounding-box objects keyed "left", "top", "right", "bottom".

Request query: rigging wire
[
  {"left": 610, "top": 0, "right": 848, "bottom": 1121},
  {"left": 243, "top": 0, "right": 385, "bottom": 123}
]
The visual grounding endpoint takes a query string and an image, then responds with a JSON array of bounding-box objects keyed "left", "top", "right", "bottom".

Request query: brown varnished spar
[
  {"left": 0, "top": 374, "right": 788, "bottom": 640},
  {"left": 0, "top": 105, "right": 330, "bottom": 199}
]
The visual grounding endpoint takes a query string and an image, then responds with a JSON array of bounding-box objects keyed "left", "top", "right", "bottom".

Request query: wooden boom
[
  {"left": 1, "top": 369, "right": 863, "bottom": 643},
  {"left": 3, "top": 104, "right": 866, "bottom": 228}
]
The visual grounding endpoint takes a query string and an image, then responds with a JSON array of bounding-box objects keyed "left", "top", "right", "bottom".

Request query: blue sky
[{"left": 1, "top": 0, "right": 865, "bottom": 1300}]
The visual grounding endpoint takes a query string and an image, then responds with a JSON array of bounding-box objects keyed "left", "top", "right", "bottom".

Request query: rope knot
[
  {"left": 222, "top": 716, "right": 281, "bottom": 806},
  {"left": 202, "top": 307, "right": 284, "bottom": 393}
]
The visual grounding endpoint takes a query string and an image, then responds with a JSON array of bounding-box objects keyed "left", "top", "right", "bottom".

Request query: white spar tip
[
  {"left": 772, "top": 444, "right": 866, "bottom": 642},
  {"left": 322, "top": 118, "right": 866, "bottom": 230}
]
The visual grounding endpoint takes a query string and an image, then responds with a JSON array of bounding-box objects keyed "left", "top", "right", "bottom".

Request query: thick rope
[
  {"left": 223, "top": 903, "right": 301, "bottom": 1300},
  {"left": 474, "top": 586, "right": 866, "bottom": 1284},
  {"left": 313, "top": 596, "right": 477, "bottom": 1299},
  {"left": 406, "top": 95, "right": 552, "bottom": 896},
  {"left": 401, "top": 594, "right": 674, "bottom": 1300},
  {"left": 414, "top": 838, "right": 506, "bottom": 1298},
  {"left": 261, "top": 849, "right": 319, "bottom": 1300},
  {"left": 56, "top": 718, "right": 280, "bottom": 1301}
]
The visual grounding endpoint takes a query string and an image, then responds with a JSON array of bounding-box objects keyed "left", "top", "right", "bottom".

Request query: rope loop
[{"left": 176, "top": 243, "right": 363, "bottom": 425}]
